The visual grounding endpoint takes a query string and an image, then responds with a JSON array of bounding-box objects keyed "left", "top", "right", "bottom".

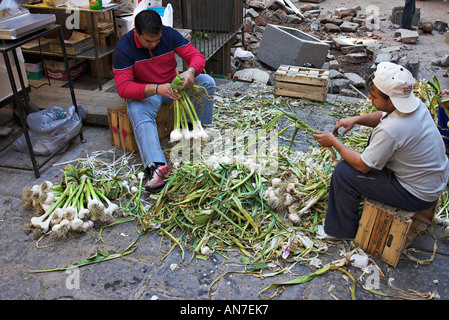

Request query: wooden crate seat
[
  {"left": 107, "top": 104, "right": 174, "bottom": 153},
  {"left": 354, "top": 199, "right": 437, "bottom": 268}
]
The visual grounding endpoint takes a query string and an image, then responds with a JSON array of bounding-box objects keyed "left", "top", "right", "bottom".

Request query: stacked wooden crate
[{"left": 274, "top": 65, "right": 330, "bottom": 102}]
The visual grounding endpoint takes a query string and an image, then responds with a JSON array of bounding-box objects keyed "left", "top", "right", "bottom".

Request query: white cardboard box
[{"left": 25, "top": 62, "right": 43, "bottom": 73}]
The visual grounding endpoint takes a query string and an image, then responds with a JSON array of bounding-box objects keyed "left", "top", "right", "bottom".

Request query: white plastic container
[{"left": 350, "top": 254, "right": 369, "bottom": 269}]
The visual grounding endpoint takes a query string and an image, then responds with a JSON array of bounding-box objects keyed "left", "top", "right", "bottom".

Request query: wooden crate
[
  {"left": 107, "top": 104, "right": 174, "bottom": 153},
  {"left": 355, "top": 199, "right": 437, "bottom": 268},
  {"left": 274, "top": 65, "right": 330, "bottom": 102}
]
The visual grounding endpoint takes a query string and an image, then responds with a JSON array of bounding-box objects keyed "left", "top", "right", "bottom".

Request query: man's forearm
[
  {"left": 354, "top": 111, "right": 383, "bottom": 128},
  {"left": 333, "top": 139, "right": 371, "bottom": 173},
  {"left": 144, "top": 83, "right": 159, "bottom": 97}
]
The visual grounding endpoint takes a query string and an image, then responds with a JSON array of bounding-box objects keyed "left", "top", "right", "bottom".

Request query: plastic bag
[
  {"left": 132, "top": 1, "right": 173, "bottom": 28},
  {"left": 12, "top": 105, "right": 86, "bottom": 156},
  {"left": 162, "top": 4, "right": 173, "bottom": 27},
  {"left": 131, "top": 0, "right": 149, "bottom": 29},
  {"left": 234, "top": 47, "right": 255, "bottom": 59}
]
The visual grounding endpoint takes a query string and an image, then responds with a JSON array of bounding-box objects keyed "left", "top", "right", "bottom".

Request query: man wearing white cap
[{"left": 312, "top": 62, "right": 449, "bottom": 240}]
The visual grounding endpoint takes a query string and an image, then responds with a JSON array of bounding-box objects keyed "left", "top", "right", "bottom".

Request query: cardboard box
[
  {"left": 274, "top": 65, "right": 330, "bottom": 102},
  {"left": 44, "top": 59, "right": 87, "bottom": 81},
  {"left": 25, "top": 62, "right": 43, "bottom": 73},
  {"left": 0, "top": 49, "right": 28, "bottom": 103},
  {"left": 44, "top": 58, "right": 85, "bottom": 70},
  {"left": 25, "top": 62, "right": 44, "bottom": 80},
  {"left": 116, "top": 15, "right": 133, "bottom": 38},
  {"left": 354, "top": 199, "right": 436, "bottom": 267},
  {"left": 445, "top": 31, "right": 449, "bottom": 44},
  {"left": 27, "top": 70, "right": 44, "bottom": 80},
  {"left": 108, "top": 104, "right": 174, "bottom": 152},
  {"left": 50, "top": 31, "right": 94, "bottom": 56}
]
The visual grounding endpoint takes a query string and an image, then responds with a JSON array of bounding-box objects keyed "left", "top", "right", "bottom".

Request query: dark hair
[
  {"left": 365, "top": 72, "right": 389, "bottom": 100},
  {"left": 134, "top": 10, "right": 162, "bottom": 35}
]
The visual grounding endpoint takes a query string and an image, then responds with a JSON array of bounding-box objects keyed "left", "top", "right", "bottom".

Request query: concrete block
[
  {"left": 391, "top": 7, "right": 420, "bottom": 26},
  {"left": 329, "top": 78, "right": 350, "bottom": 94},
  {"left": 374, "top": 53, "right": 392, "bottom": 65},
  {"left": 343, "top": 72, "right": 365, "bottom": 88},
  {"left": 257, "top": 24, "right": 330, "bottom": 70},
  {"left": 398, "top": 29, "right": 419, "bottom": 44},
  {"left": 434, "top": 21, "right": 448, "bottom": 32},
  {"left": 345, "top": 53, "right": 368, "bottom": 64},
  {"left": 408, "top": 60, "right": 419, "bottom": 79},
  {"left": 339, "top": 21, "right": 359, "bottom": 32},
  {"left": 328, "top": 60, "right": 340, "bottom": 70},
  {"left": 233, "top": 68, "right": 270, "bottom": 84}
]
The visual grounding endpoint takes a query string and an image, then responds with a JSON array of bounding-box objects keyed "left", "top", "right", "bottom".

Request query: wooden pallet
[{"left": 274, "top": 65, "right": 330, "bottom": 102}]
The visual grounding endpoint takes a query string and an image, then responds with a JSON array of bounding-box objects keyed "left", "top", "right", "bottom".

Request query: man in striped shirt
[{"left": 113, "top": 9, "right": 216, "bottom": 192}]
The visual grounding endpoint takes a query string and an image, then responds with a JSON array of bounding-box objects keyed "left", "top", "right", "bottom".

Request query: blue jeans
[
  {"left": 324, "top": 160, "right": 435, "bottom": 238},
  {"left": 126, "top": 74, "right": 216, "bottom": 167},
  {"left": 401, "top": 0, "right": 415, "bottom": 29},
  {"left": 438, "top": 106, "right": 449, "bottom": 148}
]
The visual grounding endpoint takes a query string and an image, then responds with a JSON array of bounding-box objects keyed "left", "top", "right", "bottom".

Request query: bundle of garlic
[
  {"left": 23, "top": 164, "right": 137, "bottom": 238},
  {"left": 169, "top": 74, "right": 210, "bottom": 143}
]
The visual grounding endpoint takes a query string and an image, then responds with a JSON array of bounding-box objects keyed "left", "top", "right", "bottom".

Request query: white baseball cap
[{"left": 372, "top": 62, "right": 419, "bottom": 113}]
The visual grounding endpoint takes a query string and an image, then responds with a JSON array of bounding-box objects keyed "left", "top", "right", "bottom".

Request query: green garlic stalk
[{"left": 170, "top": 74, "right": 209, "bottom": 142}]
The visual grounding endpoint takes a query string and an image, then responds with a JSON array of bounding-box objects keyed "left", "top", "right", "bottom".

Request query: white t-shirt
[{"left": 361, "top": 100, "right": 449, "bottom": 202}]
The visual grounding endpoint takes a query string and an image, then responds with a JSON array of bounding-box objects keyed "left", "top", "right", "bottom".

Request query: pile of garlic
[{"left": 263, "top": 177, "right": 302, "bottom": 225}]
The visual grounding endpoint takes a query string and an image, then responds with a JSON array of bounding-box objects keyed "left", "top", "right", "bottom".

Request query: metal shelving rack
[
  {"left": 0, "top": 24, "right": 84, "bottom": 178},
  {"left": 22, "top": 2, "right": 123, "bottom": 91}
]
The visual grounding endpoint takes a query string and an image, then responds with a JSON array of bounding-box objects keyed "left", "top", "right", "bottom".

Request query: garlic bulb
[
  {"left": 285, "top": 183, "right": 296, "bottom": 193},
  {"left": 271, "top": 178, "right": 282, "bottom": 188},
  {"left": 284, "top": 194, "right": 294, "bottom": 207},
  {"left": 201, "top": 246, "right": 211, "bottom": 256},
  {"left": 443, "top": 218, "right": 449, "bottom": 227},
  {"left": 288, "top": 213, "right": 300, "bottom": 225}
]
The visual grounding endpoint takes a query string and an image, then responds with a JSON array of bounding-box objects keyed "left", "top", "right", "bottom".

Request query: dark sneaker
[{"left": 144, "top": 163, "right": 171, "bottom": 192}]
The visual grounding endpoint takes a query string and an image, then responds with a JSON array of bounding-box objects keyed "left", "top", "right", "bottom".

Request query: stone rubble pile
[{"left": 224, "top": 0, "right": 448, "bottom": 99}]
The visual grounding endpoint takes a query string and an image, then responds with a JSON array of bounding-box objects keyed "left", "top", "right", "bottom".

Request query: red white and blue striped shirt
[{"left": 113, "top": 26, "right": 205, "bottom": 100}]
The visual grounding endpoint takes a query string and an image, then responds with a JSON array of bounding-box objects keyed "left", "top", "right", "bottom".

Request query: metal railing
[{"left": 181, "top": 0, "right": 244, "bottom": 60}]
